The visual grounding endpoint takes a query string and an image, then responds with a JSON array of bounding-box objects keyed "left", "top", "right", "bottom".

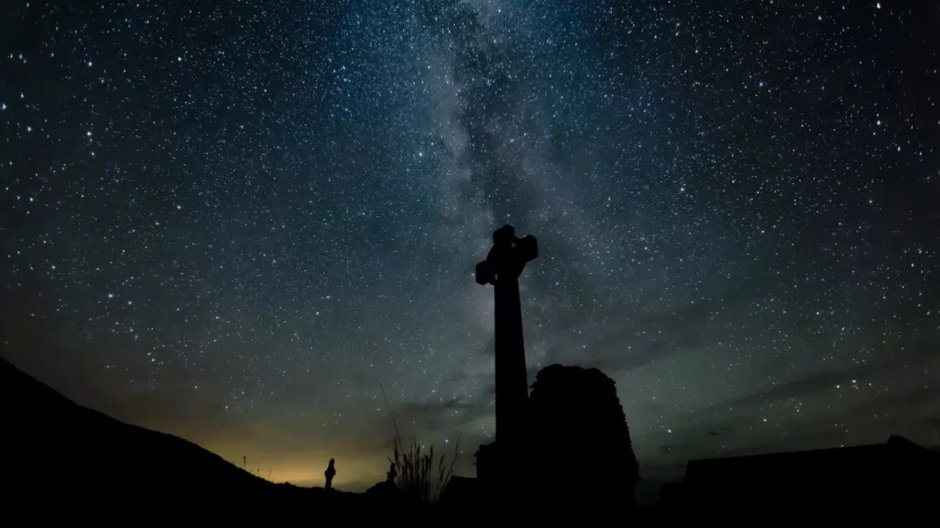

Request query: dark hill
[{"left": 0, "top": 357, "right": 374, "bottom": 525}]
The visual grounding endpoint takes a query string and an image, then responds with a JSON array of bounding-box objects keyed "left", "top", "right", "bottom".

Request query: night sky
[{"left": 2, "top": 1, "right": 938, "bottom": 490}]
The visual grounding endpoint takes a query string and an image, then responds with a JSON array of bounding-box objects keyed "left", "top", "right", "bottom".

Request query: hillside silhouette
[{"left": 0, "top": 357, "right": 407, "bottom": 525}]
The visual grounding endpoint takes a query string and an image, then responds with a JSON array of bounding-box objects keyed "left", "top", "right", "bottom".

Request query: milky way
[{"left": 1, "top": 1, "right": 938, "bottom": 489}]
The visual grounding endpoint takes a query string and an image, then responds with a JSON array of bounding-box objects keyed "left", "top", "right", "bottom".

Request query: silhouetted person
[
  {"left": 386, "top": 462, "right": 398, "bottom": 484},
  {"left": 324, "top": 458, "right": 336, "bottom": 490}
]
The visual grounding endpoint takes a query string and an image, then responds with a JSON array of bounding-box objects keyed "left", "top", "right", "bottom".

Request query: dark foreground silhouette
[
  {"left": 0, "top": 357, "right": 417, "bottom": 526},
  {"left": 472, "top": 227, "right": 639, "bottom": 515},
  {"left": 5, "top": 354, "right": 939, "bottom": 523},
  {"left": 663, "top": 434, "right": 940, "bottom": 514},
  {"left": 459, "top": 364, "right": 640, "bottom": 515},
  {"left": 526, "top": 364, "right": 640, "bottom": 507}
]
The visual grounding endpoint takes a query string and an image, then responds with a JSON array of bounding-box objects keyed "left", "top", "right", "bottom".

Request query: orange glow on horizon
[{"left": 205, "top": 440, "right": 392, "bottom": 492}]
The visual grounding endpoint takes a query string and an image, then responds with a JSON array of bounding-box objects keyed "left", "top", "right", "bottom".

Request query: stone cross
[{"left": 476, "top": 224, "right": 538, "bottom": 449}]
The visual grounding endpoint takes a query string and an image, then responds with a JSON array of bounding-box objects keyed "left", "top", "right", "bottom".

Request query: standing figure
[
  {"left": 324, "top": 458, "right": 336, "bottom": 490},
  {"left": 386, "top": 462, "right": 398, "bottom": 484}
]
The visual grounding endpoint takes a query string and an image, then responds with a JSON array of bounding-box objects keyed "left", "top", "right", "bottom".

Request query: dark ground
[
  {"left": 2, "top": 357, "right": 429, "bottom": 525},
  {"left": 5, "top": 355, "right": 937, "bottom": 525}
]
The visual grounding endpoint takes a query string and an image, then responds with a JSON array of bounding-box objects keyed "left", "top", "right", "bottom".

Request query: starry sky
[{"left": 2, "top": 1, "right": 938, "bottom": 490}]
